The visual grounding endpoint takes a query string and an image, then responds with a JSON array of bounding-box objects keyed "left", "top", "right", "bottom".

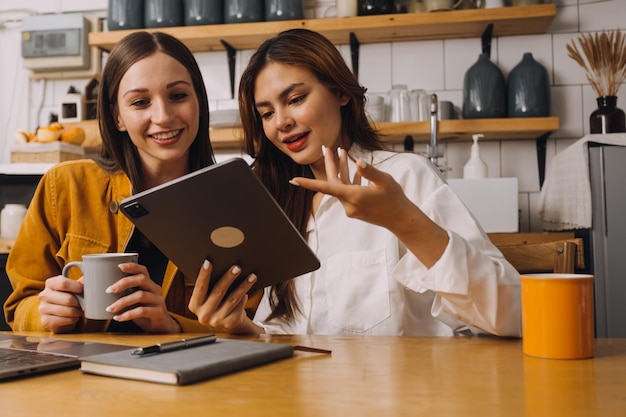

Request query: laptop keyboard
[{"left": 0, "top": 349, "right": 66, "bottom": 365}]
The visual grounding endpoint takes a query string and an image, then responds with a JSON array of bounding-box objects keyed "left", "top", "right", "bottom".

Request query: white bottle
[
  {"left": 463, "top": 134, "right": 488, "bottom": 179},
  {"left": 1, "top": 204, "right": 27, "bottom": 239}
]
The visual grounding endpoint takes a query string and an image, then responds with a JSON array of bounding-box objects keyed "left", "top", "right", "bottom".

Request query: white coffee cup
[
  {"left": 62, "top": 253, "right": 139, "bottom": 320},
  {"left": 337, "top": 0, "right": 358, "bottom": 16},
  {"left": 484, "top": 0, "right": 504, "bottom": 7}
]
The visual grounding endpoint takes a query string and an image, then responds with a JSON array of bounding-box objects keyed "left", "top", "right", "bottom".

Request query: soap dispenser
[{"left": 463, "top": 134, "right": 488, "bottom": 179}]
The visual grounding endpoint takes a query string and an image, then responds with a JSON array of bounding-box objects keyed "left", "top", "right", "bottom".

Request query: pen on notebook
[{"left": 131, "top": 334, "right": 217, "bottom": 356}]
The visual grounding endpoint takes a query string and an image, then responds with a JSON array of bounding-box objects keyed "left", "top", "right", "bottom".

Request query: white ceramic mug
[
  {"left": 62, "top": 253, "right": 139, "bottom": 320},
  {"left": 484, "top": 0, "right": 504, "bottom": 7},
  {"left": 337, "top": 0, "right": 358, "bottom": 16}
]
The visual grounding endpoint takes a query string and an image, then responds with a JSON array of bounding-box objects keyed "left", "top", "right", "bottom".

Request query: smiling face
[
  {"left": 253, "top": 62, "right": 350, "bottom": 179},
  {"left": 114, "top": 51, "right": 200, "bottom": 183}
]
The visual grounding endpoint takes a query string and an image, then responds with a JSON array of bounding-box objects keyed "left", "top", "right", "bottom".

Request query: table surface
[{"left": 1, "top": 332, "right": 625, "bottom": 417}]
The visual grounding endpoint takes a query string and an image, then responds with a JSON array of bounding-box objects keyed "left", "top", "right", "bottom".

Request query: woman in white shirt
[{"left": 189, "top": 28, "right": 522, "bottom": 337}]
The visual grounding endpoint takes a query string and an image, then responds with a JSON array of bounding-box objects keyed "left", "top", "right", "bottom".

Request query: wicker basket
[{"left": 11, "top": 142, "right": 85, "bottom": 163}]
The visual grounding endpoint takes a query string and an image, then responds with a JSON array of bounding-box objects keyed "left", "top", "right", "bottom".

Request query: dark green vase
[
  {"left": 507, "top": 52, "right": 550, "bottom": 118},
  {"left": 462, "top": 53, "right": 506, "bottom": 119}
]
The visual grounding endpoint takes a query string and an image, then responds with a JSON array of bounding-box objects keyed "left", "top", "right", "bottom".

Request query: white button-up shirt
[{"left": 254, "top": 146, "right": 521, "bottom": 337}]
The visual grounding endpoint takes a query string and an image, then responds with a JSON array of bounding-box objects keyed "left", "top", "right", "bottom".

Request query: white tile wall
[{"left": 1, "top": 0, "right": 625, "bottom": 232}]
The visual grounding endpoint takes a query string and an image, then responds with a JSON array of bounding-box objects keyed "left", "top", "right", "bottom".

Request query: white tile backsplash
[
  {"left": 550, "top": 4, "right": 579, "bottom": 33},
  {"left": 553, "top": 33, "right": 588, "bottom": 86},
  {"left": 501, "top": 140, "right": 540, "bottom": 193},
  {"left": 552, "top": 85, "right": 584, "bottom": 138},
  {"left": 2, "top": 1, "right": 626, "bottom": 232},
  {"left": 196, "top": 51, "right": 232, "bottom": 101},
  {"left": 392, "top": 40, "right": 445, "bottom": 91},
  {"left": 356, "top": 43, "right": 392, "bottom": 94},
  {"left": 498, "top": 34, "right": 553, "bottom": 79},
  {"left": 444, "top": 37, "right": 491, "bottom": 91},
  {"left": 580, "top": 0, "right": 626, "bottom": 32}
]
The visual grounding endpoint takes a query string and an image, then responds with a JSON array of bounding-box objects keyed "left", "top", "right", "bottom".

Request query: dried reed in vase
[{"left": 566, "top": 29, "right": 626, "bottom": 98}]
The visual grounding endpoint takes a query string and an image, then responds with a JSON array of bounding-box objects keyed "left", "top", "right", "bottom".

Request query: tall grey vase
[
  {"left": 507, "top": 52, "right": 550, "bottom": 117},
  {"left": 462, "top": 53, "right": 506, "bottom": 119}
]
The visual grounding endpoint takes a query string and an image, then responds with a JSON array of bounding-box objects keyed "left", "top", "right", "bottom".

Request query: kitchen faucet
[
  {"left": 428, "top": 93, "right": 439, "bottom": 165},
  {"left": 427, "top": 93, "right": 447, "bottom": 175}
]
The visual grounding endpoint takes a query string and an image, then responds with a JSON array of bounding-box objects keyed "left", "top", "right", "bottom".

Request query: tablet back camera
[{"left": 123, "top": 202, "right": 149, "bottom": 219}]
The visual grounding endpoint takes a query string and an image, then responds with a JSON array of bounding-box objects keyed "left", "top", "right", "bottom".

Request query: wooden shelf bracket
[
  {"left": 220, "top": 39, "right": 237, "bottom": 99},
  {"left": 349, "top": 32, "right": 360, "bottom": 79}
]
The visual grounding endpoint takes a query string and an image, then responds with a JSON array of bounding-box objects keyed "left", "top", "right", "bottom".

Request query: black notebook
[
  {"left": 80, "top": 338, "right": 294, "bottom": 385},
  {"left": 119, "top": 157, "right": 320, "bottom": 292}
]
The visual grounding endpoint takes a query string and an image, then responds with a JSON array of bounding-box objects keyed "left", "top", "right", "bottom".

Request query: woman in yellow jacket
[{"left": 4, "top": 31, "right": 242, "bottom": 334}]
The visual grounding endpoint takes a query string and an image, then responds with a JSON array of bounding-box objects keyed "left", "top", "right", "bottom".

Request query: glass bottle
[{"left": 590, "top": 96, "right": 626, "bottom": 134}]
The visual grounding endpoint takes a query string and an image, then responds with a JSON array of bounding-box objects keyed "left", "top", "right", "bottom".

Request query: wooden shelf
[
  {"left": 89, "top": 4, "right": 556, "bottom": 52},
  {"left": 86, "top": 5, "right": 558, "bottom": 150},
  {"left": 208, "top": 117, "right": 559, "bottom": 149},
  {"left": 375, "top": 116, "right": 560, "bottom": 143}
]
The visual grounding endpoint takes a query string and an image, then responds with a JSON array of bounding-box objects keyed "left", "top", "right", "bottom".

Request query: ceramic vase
[
  {"left": 184, "top": 0, "right": 224, "bottom": 25},
  {"left": 265, "top": 0, "right": 304, "bottom": 21},
  {"left": 144, "top": 0, "right": 183, "bottom": 28},
  {"left": 590, "top": 96, "right": 626, "bottom": 134},
  {"left": 108, "top": 0, "right": 144, "bottom": 30},
  {"left": 507, "top": 52, "right": 550, "bottom": 118},
  {"left": 224, "top": 0, "right": 264, "bottom": 23},
  {"left": 462, "top": 53, "right": 506, "bottom": 119}
]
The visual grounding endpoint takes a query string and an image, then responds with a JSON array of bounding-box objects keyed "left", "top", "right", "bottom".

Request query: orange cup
[{"left": 520, "top": 273, "right": 595, "bottom": 359}]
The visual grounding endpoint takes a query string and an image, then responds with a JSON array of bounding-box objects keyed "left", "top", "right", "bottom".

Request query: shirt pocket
[
  {"left": 325, "top": 249, "right": 391, "bottom": 333},
  {"left": 57, "top": 233, "right": 112, "bottom": 277}
]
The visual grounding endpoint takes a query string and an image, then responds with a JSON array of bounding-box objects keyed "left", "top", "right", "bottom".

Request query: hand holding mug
[{"left": 61, "top": 253, "right": 139, "bottom": 320}]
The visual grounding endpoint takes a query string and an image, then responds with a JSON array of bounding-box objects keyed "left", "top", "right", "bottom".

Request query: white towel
[{"left": 538, "top": 133, "right": 626, "bottom": 231}]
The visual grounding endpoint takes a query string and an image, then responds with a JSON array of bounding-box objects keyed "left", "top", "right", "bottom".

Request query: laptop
[
  {"left": 119, "top": 157, "right": 320, "bottom": 293},
  {"left": 0, "top": 334, "right": 130, "bottom": 381}
]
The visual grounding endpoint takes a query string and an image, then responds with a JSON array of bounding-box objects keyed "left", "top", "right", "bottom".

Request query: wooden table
[{"left": 1, "top": 333, "right": 625, "bottom": 416}]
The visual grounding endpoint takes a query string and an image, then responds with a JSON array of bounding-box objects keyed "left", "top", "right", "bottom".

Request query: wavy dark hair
[
  {"left": 96, "top": 31, "right": 214, "bottom": 192},
  {"left": 238, "top": 28, "right": 385, "bottom": 321}
]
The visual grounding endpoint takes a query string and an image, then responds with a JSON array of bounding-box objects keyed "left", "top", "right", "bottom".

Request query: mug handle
[{"left": 62, "top": 262, "right": 86, "bottom": 310}]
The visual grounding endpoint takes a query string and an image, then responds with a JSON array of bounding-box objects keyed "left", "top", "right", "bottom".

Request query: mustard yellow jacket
[{"left": 4, "top": 159, "right": 213, "bottom": 333}]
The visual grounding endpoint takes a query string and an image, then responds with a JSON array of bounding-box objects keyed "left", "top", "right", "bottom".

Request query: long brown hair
[
  {"left": 238, "top": 28, "right": 384, "bottom": 321},
  {"left": 96, "top": 31, "right": 214, "bottom": 192}
]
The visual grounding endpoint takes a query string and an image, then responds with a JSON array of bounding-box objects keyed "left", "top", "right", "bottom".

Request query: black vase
[
  {"left": 462, "top": 53, "right": 507, "bottom": 119},
  {"left": 590, "top": 96, "right": 626, "bottom": 134},
  {"left": 507, "top": 52, "right": 550, "bottom": 118}
]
